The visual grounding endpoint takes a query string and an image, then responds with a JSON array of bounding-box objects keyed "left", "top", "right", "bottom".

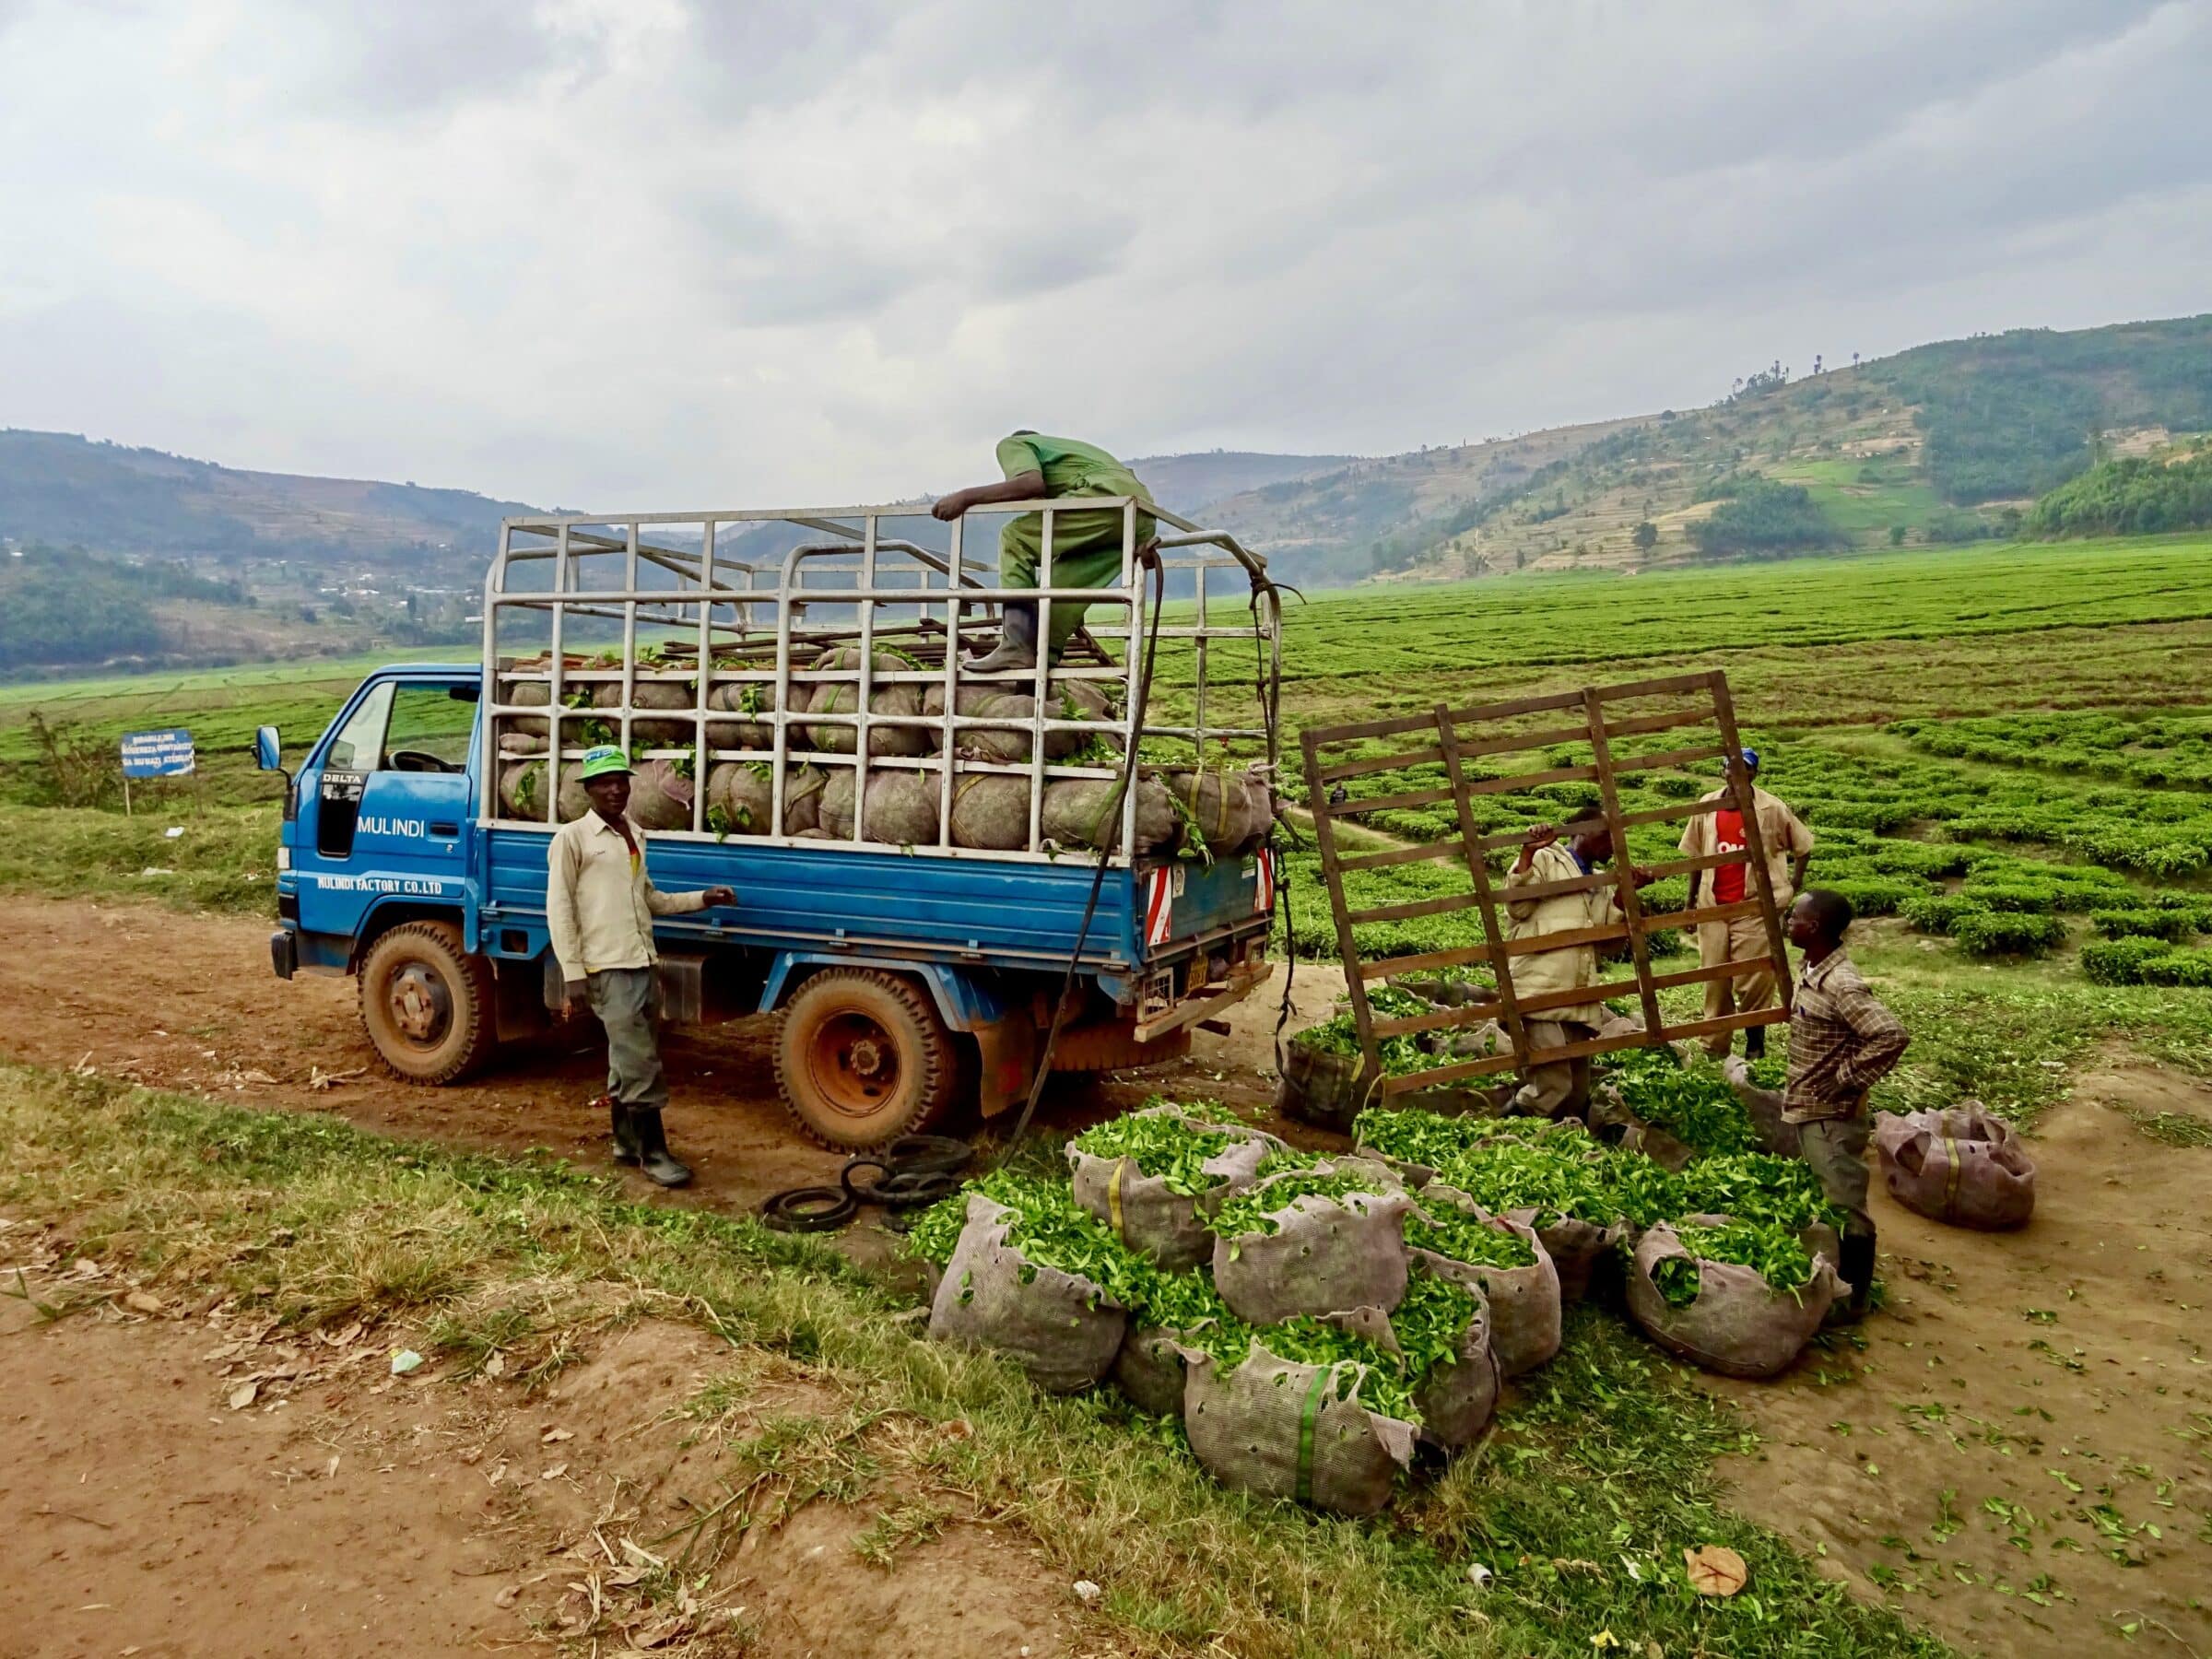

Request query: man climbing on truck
[
  {"left": 932, "top": 430, "right": 1159, "bottom": 672},
  {"left": 548, "top": 745, "right": 735, "bottom": 1187}
]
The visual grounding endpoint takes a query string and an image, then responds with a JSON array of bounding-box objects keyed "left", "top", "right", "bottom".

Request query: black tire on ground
[
  {"left": 775, "top": 969, "right": 959, "bottom": 1151},
  {"left": 358, "top": 920, "right": 500, "bottom": 1085}
]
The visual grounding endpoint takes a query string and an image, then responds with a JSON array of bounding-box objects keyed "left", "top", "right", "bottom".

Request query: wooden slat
[
  {"left": 1489, "top": 918, "right": 1630, "bottom": 959},
  {"left": 1379, "top": 1051, "right": 1520, "bottom": 1090},
  {"left": 1643, "top": 850, "right": 1747, "bottom": 881},
  {"left": 1345, "top": 890, "right": 1485, "bottom": 926},
  {"left": 1599, "top": 706, "right": 1721, "bottom": 743},
  {"left": 1616, "top": 794, "right": 1731, "bottom": 830},
  {"left": 1461, "top": 762, "right": 1596, "bottom": 797},
  {"left": 1588, "top": 671, "right": 1726, "bottom": 703},
  {"left": 1371, "top": 1001, "right": 1497, "bottom": 1038},
  {"left": 1306, "top": 706, "right": 1457, "bottom": 747},
  {"left": 1335, "top": 840, "right": 1465, "bottom": 875},
  {"left": 1641, "top": 898, "right": 1767, "bottom": 933},
  {"left": 1332, "top": 783, "right": 1456, "bottom": 818},
  {"left": 1373, "top": 953, "right": 1782, "bottom": 1035},
  {"left": 1493, "top": 866, "right": 1618, "bottom": 903},
  {"left": 1382, "top": 1005, "right": 1792, "bottom": 1090},
  {"left": 1356, "top": 943, "right": 1497, "bottom": 981},
  {"left": 1302, "top": 724, "right": 1380, "bottom": 1077},
  {"left": 1317, "top": 744, "right": 1446, "bottom": 784},
  {"left": 1432, "top": 687, "right": 1591, "bottom": 727},
  {"left": 1447, "top": 720, "right": 1591, "bottom": 761}
]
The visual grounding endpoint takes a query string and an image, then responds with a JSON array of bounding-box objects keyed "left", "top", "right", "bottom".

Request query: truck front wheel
[
  {"left": 359, "top": 920, "right": 499, "bottom": 1085},
  {"left": 776, "top": 969, "right": 958, "bottom": 1151}
]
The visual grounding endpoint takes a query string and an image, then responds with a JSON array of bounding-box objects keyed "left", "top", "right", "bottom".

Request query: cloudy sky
[{"left": 2, "top": 0, "right": 2207, "bottom": 508}]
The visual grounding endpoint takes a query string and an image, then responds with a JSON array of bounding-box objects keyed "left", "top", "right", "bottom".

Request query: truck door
[{"left": 293, "top": 677, "right": 478, "bottom": 916}]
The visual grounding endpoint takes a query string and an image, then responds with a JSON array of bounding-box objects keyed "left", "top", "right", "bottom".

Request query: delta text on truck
[{"left": 260, "top": 499, "right": 1285, "bottom": 1150}]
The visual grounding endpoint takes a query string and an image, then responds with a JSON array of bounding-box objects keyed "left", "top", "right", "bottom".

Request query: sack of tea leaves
[
  {"left": 1040, "top": 777, "right": 1181, "bottom": 856},
  {"left": 1163, "top": 767, "right": 1261, "bottom": 858},
  {"left": 496, "top": 676, "right": 551, "bottom": 738},
  {"left": 947, "top": 773, "right": 1031, "bottom": 851},
  {"left": 819, "top": 766, "right": 941, "bottom": 847},
  {"left": 922, "top": 677, "right": 1119, "bottom": 763},
  {"left": 927, "top": 1195, "right": 1127, "bottom": 1394},
  {"left": 1230, "top": 769, "right": 1276, "bottom": 856},
  {"left": 1211, "top": 1163, "right": 1413, "bottom": 1324},
  {"left": 1398, "top": 1267, "right": 1500, "bottom": 1451},
  {"left": 706, "top": 760, "right": 826, "bottom": 837},
  {"left": 1874, "top": 1102, "right": 2036, "bottom": 1230},
  {"left": 1066, "top": 1103, "right": 1285, "bottom": 1270},
  {"left": 497, "top": 759, "right": 588, "bottom": 822},
  {"left": 705, "top": 677, "right": 782, "bottom": 751},
  {"left": 806, "top": 647, "right": 927, "bottom": 757},
  {"left": 497, "top": 731, "right": 547, "bottom": 757},
  {"left": 593, "top": 677, "right": 698, "bottom": 746},
  {"left": 1111, "top": 1268, "right": 1246, "bottom": 1418},
  {"left": 1181, "top": 1342, "right": 1418, "bottom": 1517},
  {"left": 624, "top": 757, "right": 696, "bottom": 830},
  {"left": 1624, "top": 1216, "right": 1841, "bottom": 1380},
  {"left": 1405, "top": 1187, "right": 1561, "bottom": 1376}
]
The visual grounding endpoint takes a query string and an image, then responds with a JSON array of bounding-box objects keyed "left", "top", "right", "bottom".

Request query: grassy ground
[{"left": 0, "top": 1059, "right": 1943, "bottom": 1658}]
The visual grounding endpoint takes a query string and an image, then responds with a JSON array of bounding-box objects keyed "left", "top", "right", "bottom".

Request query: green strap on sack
[
  {"left": 1941, "top": 1132, "right": 1964, "bottom": 1222},
  {"left": 1294, "top": 1364, "right": 1335, "bottom": 1507}
]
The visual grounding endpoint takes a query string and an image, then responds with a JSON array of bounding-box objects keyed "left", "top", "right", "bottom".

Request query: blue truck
[{"left": 263, "top": 500, "right": 1283, "bottom": 1150}]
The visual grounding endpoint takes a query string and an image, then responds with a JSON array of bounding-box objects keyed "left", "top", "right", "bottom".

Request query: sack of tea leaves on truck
[
  {"left": 927, "top": 1194, "right": 1128, "bottom": 1394},
  {"left": 819, "top": 765, "right": 941, "bottom": 847},
  {"left": 1874, "top": 1102, "right": 2037, "bottom": 1230},
  {"left": 623, "top": 757, "right": 696, "bottom": 830},
  {"left": 706, "top": 760, "right": 826, "bottom": 837},
  {"left": 497, "top": 759, "right": 589, "bottom": 822},
  {"left": 947, "top": 773, "right": 1030, "bottom": 852},
  {"left": 591, "top": 677, "right": 698, "bottom": 746},
  {"left": 1065, "top": 1103, "right": 1284, "bottom": 1270},
  {"left": 1623, "top": 1216, "right": 1841, "bottom": 1380},
  {"left": 806, "top": 646, "right": 927, "bottom": 757},
  {"left": 496, "top": 675, "right": 552, "bottom": 742},
  {"left": 1210, "top": 1159, "right": 1414, "bottom": 1324},
  {"left": 704, "top": 677, "right": 782, "bottom": 752},
  {"left": 1163, "top": 766, "right": 1271, "bottom": 858},
  {"left": 1403, "top": 1187, "right": 1561, "bottom": 1376},
  {"left": 924, "top": 677, "right": 1117, "bottom": 763},
  {"left": 1040, "top": 776, "right": 1181, "bottom": 856}
]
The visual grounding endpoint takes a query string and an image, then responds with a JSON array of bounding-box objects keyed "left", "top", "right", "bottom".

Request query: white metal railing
[{"left": 478, "top": 500, "right": 1283, "bottom": 866}]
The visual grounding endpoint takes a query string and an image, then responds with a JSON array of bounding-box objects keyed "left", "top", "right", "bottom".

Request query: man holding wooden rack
[
  {"left": 1678, "top": 748, "right": 1815, "bottom": 1060},
  {"left": 1503, "top": 816, "right": 1657, "bottom": 1117}
]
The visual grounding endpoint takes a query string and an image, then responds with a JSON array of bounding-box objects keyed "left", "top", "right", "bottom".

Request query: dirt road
[{"left": 0, "top": 895, "right": 1343, "bottom": 1227}]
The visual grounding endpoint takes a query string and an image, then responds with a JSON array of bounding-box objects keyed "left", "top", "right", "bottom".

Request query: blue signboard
[{"left": 121, "top": 728, "right": 195, "bottom": 779}]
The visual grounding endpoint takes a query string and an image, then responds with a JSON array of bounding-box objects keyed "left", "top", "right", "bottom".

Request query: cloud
[{"left": 0, "top": 0, "right": 2205, "bottom": 508}]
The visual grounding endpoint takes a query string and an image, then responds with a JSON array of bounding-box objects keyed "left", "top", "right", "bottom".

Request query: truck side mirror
[{"left": 254, "top": 725, "right": 283, "bottom": 771}]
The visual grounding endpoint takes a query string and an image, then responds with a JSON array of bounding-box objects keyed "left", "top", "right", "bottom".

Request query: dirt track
[{"left": 0, "top": 894, "right": 1342, "bottom": 1234}]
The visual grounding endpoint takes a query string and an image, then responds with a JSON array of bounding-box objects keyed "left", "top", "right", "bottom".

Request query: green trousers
[
  {"left": 586, "top": 966, "right": 666, "bottom": 1112},
  {"left": 998, "top": 503, "right": 1156, "bottom": 653}
]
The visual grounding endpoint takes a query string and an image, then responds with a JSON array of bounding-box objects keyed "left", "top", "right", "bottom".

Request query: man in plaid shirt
[{"left": 1728, "top": 888, "right": 1908, "bottom": 1323}]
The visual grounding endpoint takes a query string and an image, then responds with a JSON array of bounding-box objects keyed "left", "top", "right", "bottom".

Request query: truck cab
[{"left": 265, "top": 499, "right": 1283, "bottom": 1151}]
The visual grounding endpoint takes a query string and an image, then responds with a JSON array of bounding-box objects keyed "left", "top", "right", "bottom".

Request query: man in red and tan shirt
[{"left": 1679, "top": 747, "right": 1814, "bottom": 1059}]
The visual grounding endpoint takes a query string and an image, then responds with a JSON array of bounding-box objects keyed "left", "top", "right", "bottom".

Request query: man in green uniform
[{"left": 932, "top": 431, "right": 1158, "bottom": 672}]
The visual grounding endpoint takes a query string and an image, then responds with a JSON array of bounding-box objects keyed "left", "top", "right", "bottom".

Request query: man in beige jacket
[
  {"left": 1679, "top": 748, "right": 1814, "bottom": 1060},
  {"left": 1503, "top": 816, "right": 1655, "bottom": 1117}
]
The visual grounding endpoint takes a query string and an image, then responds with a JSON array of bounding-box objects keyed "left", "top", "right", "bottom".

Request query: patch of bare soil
[
  {"left": 1714, "top": 1066, "right": 2212, "bottom": 1657},
  {"left": 0, "top": 1261, "right": 1072, "bottom": 1658},
  {"left": 0, "top": 895, "right": 1337, "bottom": 1252}
]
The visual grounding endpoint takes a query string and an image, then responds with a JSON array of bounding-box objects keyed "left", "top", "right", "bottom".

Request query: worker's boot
[
  {"left": 597, "top": 1094, "right": 641, "bottom": 1167},
  {"left": 1831, "top": 1231, "right": 1877, "bottom": 1325},
  {"left": 1744, "top": 1025, "right": 1767, "bottom": 1063},
  {"left": 629, "top": 1108, "right": 692, "bottom": 1189},
  {"left": 966, "top": 601, "right": 1040, "bottom": 675}
]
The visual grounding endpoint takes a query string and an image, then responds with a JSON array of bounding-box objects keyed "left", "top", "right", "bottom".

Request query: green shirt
[{"left": 994, "top": 433, "right": 1154, "bottom": 506}]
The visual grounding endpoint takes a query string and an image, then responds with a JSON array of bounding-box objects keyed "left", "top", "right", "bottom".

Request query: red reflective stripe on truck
[{"left": 1146, "top": 869, "right": 1174, "bottom": 946}]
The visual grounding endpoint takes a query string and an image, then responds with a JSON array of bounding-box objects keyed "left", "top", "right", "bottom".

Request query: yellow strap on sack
[{"left": 1107, "top": 1159, "right": 1127, "bottom": 1239}]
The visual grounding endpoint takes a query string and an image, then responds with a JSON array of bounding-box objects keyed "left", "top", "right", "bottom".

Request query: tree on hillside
[
  {"left": 1632, "top": 520, "right": 1658, "bottom": 551},
  {"left": 2025, "top": 450, "right": 2212, "bottom": 538},
  {"left": 1686, "top": 481, "right": 1844, "bottom": 559}
]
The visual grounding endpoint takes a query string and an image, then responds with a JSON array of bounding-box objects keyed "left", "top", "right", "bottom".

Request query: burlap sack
[
  {"left": 819, "top": 767, "right": 942, "bottom": 847},
  {"left": 927, "top": 1195, "right": 1127, "bottom": 1394},
  {"left": 1874, "top": 1104, "right": 2036, "bottom": 1230},
  {"left": 1065, "top": 1106, "right": 1284, "bottom": 1270},
  {"left": 1413, "top": 1188, "right": 1561, "bottom": 1376},
  {"left": 1624, "top": 1218, "right": 1841, "bottom": 1380},
  {"left": 1112, "top": 1324, "right": 1193, "bottom": 1418},
  {"left": 947, "top": 772, "right": 1033, "bottom": 852},
  {"left": 1181, "top": 1343, "right": 1418, "bottom": 1517},
  {"left": 1041, "top": 777, "right": 1180, "bottom": 855},
  {"left": 624, "top": 758, "right": 695, "bottom": 830},
  {"left": 497, "top": 677, "right": 551, "bottom": 738},
  {"left": 1164, "top": 768, "right": 1259, "bottom": 858},
  {"left": 1278, "top": 1036, "right": 1506, "bottom": 1133},
  {"left": 705, "top": 678, "right": 782, "bottom": 751},
  {"left": 706, "top": 761, "right": 825, "bottom": 836},
  {"left": 1211, "top": 1176, "right": 1413, "bottom": 1324},
  {"left": 1230, "top": 770, "right": 1276, "bottom": 856},
  {"left": 1512, "top": 1208, "right": 1620, "bottom": 1306},
  {"left": 497, "top": 759, "right": 588, "bottom": 822},
  {"left": 923, "top": 679, "right": 1117, "bottom": 763},
  {"left": 1402, "top": 1257, "right": 1501, "bottom": 1450},
  {"left": 593, "top": 677, "right": 697, "bottom": 746},
  {"left": 806, "top": 647, "right": 927, "bottom": 757}
]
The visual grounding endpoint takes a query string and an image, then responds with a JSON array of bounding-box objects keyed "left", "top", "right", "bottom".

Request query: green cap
[{"left": 578, "top": 745, "right": 632, "bottom": 781}]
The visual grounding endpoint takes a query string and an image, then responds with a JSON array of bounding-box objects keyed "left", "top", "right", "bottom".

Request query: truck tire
[
  {"left": 359, "top": 921, "right": 500, "bottom": 1085},
  {"left": 776, "top": 969, "right": 959, "bottom": 1151}
]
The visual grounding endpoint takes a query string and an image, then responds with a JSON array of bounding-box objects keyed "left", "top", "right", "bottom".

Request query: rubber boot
[
  {"left": 966, "top": 600, "right": 1040, "bottom": 674},
  {"left": 600, "top": 1094, "right": 641, "bottom": 1167},
  {"left": 1744, "top": 1024, "right": 1767, "bottom": 1063},
  {"left": 629, "top": 1107, "right": 692, "bottom": 1189},
  {"left": 1832, "top": 1231, "right": 1877, "bottom": 1325}
]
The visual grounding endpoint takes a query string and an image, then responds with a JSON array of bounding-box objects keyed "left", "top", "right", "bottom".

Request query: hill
[{"left": 1197, "top": 313, "right": 2212, "bottom": 582}]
